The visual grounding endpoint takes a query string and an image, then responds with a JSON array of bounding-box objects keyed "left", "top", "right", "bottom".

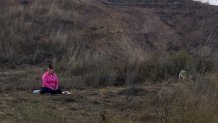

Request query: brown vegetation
[{"left": 0, "top": 0, "right": 217, "bottom": 123}]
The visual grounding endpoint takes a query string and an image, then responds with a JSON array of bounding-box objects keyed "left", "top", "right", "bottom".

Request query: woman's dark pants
[{"left": 40, "top": 87, "right": 62, "bottom": 95}]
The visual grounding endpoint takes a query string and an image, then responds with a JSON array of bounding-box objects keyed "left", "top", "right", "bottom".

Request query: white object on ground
[
  {"left": 33, "top": 90, "right": 40, "bottom": 94},
  {"left": 62, "top": 91, "right": 71, "bottom": 95}
]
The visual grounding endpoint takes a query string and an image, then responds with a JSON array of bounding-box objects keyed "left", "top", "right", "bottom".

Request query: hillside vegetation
[
  {"left": 0, "top": 0, "right": 218, "bottom": 86},
  {"left": 0, "top": 1, "right": 217, "bottom": 122}
]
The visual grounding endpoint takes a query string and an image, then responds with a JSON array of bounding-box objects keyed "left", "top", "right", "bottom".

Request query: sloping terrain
[
  {"left": 0, "top": 1, "right": 217, "bottom": 122},
  {"left": 0, "top": 0, "right": 218, "bottom": 63},
  {"left": 0, "top": 0, "right": 217, "bottom": 84}
]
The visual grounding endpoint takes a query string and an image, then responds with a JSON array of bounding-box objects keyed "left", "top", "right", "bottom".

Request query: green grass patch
[{"left": 12, "top": 100, "right": 65, "bottom": 123}]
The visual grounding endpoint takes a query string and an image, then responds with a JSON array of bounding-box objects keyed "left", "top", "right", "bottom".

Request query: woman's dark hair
[{"left": 48, "top": 64, "right": 54, "bottom": 69}]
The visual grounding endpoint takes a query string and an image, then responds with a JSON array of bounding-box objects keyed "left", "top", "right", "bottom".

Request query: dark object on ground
[
  {"left": 19, "top": 0, "right": 29, "bottom": 5},
  {"left": 40, "top": 87, "right": 62, "bottom": 95}
]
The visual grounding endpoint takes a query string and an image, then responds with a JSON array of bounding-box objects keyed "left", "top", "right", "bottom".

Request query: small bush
[{"left": 171, "top": 49, "right": 193, "bottom": 71}]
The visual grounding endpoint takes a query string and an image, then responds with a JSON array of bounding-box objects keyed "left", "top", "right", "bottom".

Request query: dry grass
[
  {"left": 12, "top": 101, "right": 65, "bottom": 123},
  {"left": 0, "top": 69, "right": 216, "bottom": 123},
  {"left": 0, "top": 0, "right": 217, "bottom": 122},
  {"left": 0, "top": 0, "right": 217, "bottom": 87}
]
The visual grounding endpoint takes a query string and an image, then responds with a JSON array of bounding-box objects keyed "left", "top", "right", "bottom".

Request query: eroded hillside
[{"left": 0, "top": 0, "right": 218, "bottom": 84}]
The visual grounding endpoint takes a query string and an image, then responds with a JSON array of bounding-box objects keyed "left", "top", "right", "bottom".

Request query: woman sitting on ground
[{"left": 39, "top": 64, "right": 70, "bottom": 95}]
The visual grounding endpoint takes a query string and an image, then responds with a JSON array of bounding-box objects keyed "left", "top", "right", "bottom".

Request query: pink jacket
[{"left": 42, "top": 72, "right": 59, "bottom": 90}]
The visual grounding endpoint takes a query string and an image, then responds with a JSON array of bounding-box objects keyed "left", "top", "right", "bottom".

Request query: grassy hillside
[
  {"left": 0, "top": 0, "right": 217, "bottom": 86},
  {"left": 0, "top": 0, "right": 217, "bottom": 123}
]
